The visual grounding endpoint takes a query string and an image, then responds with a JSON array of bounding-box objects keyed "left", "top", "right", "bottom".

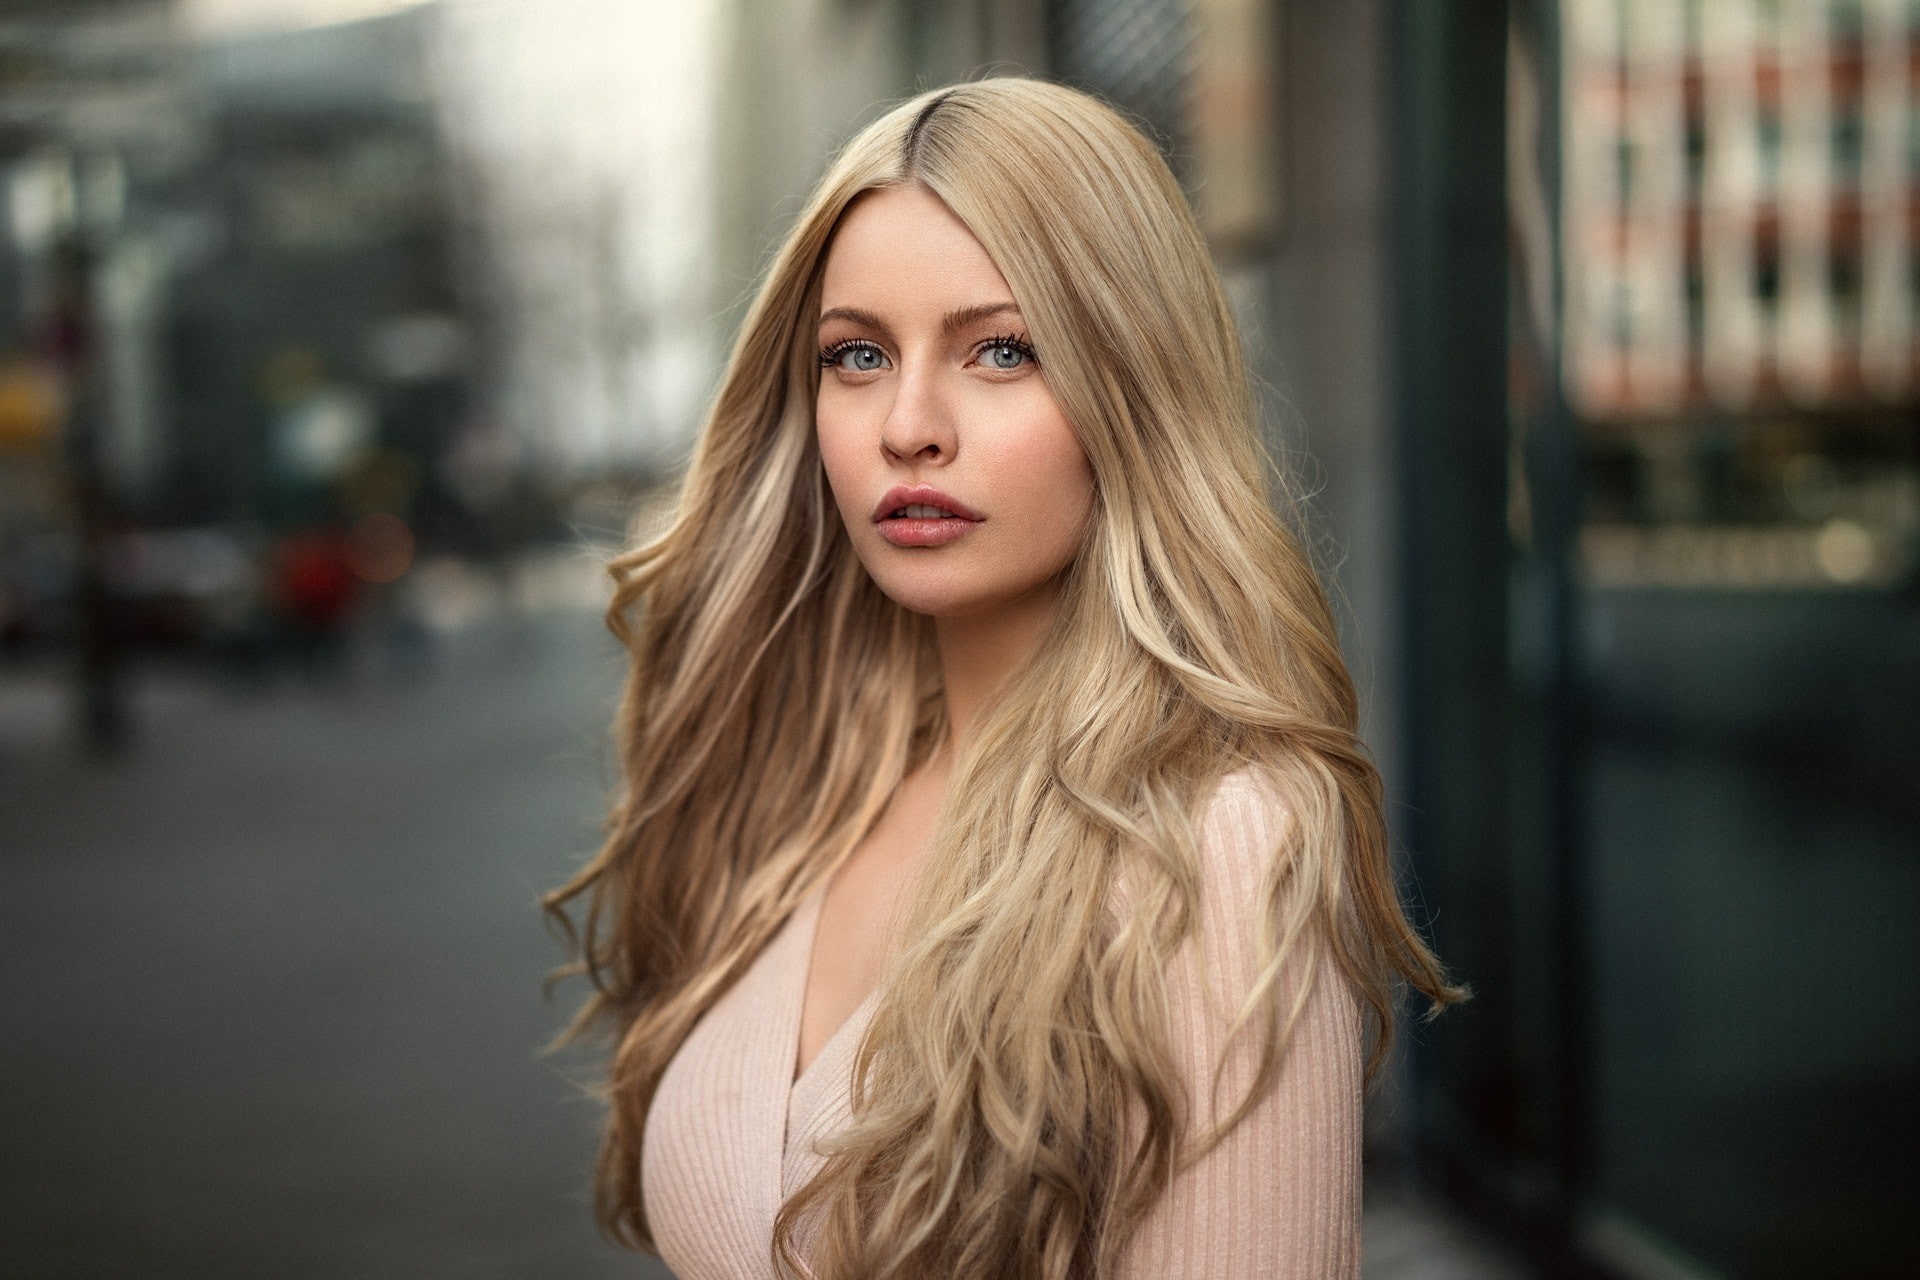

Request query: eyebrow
[
  {"left": 939, "top": 301, "right": 1023, "bottom": 333},
  {"left": 816, "top": 301, "right": 1023, "bottom": 338}
]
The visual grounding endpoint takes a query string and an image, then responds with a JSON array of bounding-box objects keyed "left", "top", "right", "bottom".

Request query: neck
[{"left": 933, "top": 579, "right": 1061, "bottom": 754}]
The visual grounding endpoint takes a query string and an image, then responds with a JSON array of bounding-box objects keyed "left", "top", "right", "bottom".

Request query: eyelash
[
  {"left": 814, "top": 334, "right": 1040, "bottom": 370},
  {"left": 817, "top": 338, "right": 878, "bottom": 369},
  {"left": 978, "top": 333, "right": 1038, "bottom": 368}
]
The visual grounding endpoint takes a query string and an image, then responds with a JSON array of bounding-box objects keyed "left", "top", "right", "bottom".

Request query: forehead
[{"left": 818, "top": 186, "right": 1017, "bottom": 312}]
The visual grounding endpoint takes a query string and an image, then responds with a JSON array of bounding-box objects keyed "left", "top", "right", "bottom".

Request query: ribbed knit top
[{"left": 639, "top": 768, "right": 1365, "bottom": 1278}]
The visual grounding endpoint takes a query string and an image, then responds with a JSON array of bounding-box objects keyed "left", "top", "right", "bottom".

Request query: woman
[{"left": 546, "top": 78, "right": 1464, "bottom": 1280}]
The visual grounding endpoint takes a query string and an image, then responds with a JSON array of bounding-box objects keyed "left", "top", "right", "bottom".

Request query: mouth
[
  {"left": 872, "top": 484, "right": 983, "bottom": 547},
  {"left": 881, "top": 502, "right": 971, "bottom": 521},
  {"left": 871, "top": 484, "right": 984, "bottom": 524}
]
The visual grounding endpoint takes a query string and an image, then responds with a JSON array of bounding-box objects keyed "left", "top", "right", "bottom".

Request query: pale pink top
[{"left": 640, "top": 768, "right": 1365, "bottom": 1278}]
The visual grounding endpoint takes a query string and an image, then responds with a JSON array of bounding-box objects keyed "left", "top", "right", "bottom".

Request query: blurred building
[
  {"left": 2, "top": 0, "right": 495, "bottom": 736},
  {"left": 0, "top": 0, "right": 203, "bottom": 740},
  {"left": 1564, "top": 0, "right": 1918, "bottom": 593},
  {"left": 2, "top": 2, "right": 469, "bottom": 536},
  {"left": 1565, "top": 0, "right": 1915, "bottom": 416},
  {"left": 0, "top": 0, "right": 193, "bottom": 506},
  {"left": 169, "top": 5, "right": 463, "bottom": 531},
  {"left": 1541, "top": 4, "right": 1920, "bottom": 1278}
]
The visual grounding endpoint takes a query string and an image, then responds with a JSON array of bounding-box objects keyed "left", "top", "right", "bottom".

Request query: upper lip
[{"left": 872, "top": 484, "right": 984, "bottom": 522}]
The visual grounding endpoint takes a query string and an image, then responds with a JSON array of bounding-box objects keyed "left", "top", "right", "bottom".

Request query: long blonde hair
[{"left": 545, "top": 77, "right": 1463, "bottom": 1280}]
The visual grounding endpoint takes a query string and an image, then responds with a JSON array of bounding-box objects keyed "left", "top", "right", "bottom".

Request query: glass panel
[{"left": 1556, "top": 1, "right": 1920, "bottom": 1275}]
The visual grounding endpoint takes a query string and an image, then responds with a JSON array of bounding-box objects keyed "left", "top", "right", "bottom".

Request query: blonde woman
[{"left": 546, "top": 78, "right": 1463, "bottom": 1280}]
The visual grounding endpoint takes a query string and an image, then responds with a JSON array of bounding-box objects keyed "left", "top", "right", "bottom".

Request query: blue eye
[
  {"left": 820, "top": 340, "right": 887, "bottom": 373},
  {"left": 979, "top": 336, "right": 1036, "bottom": 370}
]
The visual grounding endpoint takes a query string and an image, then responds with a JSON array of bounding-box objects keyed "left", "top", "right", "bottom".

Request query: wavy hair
[{"left": 544, "top": 77, "right": 1464, "bottom": 1280}]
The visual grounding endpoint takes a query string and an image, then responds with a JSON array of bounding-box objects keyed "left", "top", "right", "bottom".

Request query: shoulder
[
  {"left": 1190, "top": 764, "right": 1294, "bottom": 900},
  {"left": 1174, "top": 764, "right": 1358, "bottom": 1040},
  {"left": 1199, "top": 763, "right": 1291, "bottom": 831},
  {"left": 1158, "top": 765, "right": 1298, "bottom": 1002}
]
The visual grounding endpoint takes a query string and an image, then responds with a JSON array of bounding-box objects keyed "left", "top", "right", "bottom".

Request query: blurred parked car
[{"left": 0, "top": 525, "right": 263, "bottom": 658}]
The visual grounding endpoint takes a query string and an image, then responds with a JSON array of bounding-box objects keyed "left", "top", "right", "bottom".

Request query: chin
[
  {"left": 864, "top": 561, "right": 1057, "bottom": 621},
  {"left": 868, "top": 577, "right": 982, "bottom": 618}
]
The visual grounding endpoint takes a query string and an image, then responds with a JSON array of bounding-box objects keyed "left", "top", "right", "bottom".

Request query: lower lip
[{"left": 875, "top": 517, "right": 982, "bottom": 547}]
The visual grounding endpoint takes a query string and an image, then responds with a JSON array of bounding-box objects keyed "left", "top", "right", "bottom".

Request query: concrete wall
[{"left": 1251, "top": 0, "right": 1403, "bottom": 798}]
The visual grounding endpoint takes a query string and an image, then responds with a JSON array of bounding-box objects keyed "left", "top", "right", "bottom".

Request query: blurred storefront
[
  {"left": 1539, "top": 2, "right": 1917, "bottom": 1276},
  {"left": 0, "top": 1, "right": 594, "bottom": 746},
  {"left": 1401, "top": 3, "right": 1916, "bottom": 1278}
]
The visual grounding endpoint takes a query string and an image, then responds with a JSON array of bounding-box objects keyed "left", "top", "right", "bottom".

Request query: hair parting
[{"left": 901, "top": 88, "right": 955, "bottom": 170}]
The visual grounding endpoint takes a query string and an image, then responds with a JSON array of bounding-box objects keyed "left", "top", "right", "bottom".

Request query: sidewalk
[{"left": 1363, "top": 1183, "right": 1533, "bottom": 1279}]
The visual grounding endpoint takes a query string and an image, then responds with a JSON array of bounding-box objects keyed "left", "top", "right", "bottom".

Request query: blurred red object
[{"left": 274, "top": 528, "right": 357, "bottom": 630}]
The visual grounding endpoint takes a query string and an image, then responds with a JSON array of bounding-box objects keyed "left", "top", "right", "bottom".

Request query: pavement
[{"left": 0, "top": 587, "right": 1529, "bottom": 1279}]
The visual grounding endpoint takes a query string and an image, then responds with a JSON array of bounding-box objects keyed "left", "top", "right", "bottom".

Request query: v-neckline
[{"left": 789, "top": 885, "right": 882, "bottom": 1091}]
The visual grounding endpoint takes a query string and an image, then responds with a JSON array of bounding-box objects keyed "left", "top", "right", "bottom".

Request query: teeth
[{"left": 898, "top": 504, "right": 956, "bottom": 518}]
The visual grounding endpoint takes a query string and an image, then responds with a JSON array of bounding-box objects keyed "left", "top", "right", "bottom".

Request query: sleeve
[{"left": 1113, "top": 769, "right": 1365, "bottom": 1280}]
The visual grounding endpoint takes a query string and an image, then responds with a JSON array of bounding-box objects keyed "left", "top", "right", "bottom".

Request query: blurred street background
[{"left": 0, "top": 1, "right": 1913, "bottom": 1277}]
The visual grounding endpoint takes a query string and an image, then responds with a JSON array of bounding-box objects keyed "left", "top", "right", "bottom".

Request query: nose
[{"left": 879, "top": 362, "right": 956, "bottom": 464}]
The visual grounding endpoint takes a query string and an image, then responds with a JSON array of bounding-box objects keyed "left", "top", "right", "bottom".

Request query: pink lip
[
  {"left": 871, "top": 484, "right": 985, "bottom": 524},
  {"left": 872, "top": 483, "right": 984, "bottom": 548}
]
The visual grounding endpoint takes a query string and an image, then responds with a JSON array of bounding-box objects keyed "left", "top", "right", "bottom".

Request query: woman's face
[{"left": 814, "top": 184, "right": 1095, "bottom": 620}]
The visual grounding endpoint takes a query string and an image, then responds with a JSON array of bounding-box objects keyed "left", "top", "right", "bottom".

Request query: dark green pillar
[{"left": 1387, "top": 0, "right": 1519, "bottom": 1205}]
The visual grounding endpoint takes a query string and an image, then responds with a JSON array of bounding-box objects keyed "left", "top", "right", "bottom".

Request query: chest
[
  {"left": 797, "top": 767, "right": 942, "bottom": 1077},
  {"left": 640, "top": 888, "right": 877, "bottom": 1280}
]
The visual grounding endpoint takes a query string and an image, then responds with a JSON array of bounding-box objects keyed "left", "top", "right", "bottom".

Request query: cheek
[
  {"left": 814, "top": 402, "right": 862, "bottom": 519},
  {"left": 999, "top": 412, "right": 1095, "bottom": 553}
]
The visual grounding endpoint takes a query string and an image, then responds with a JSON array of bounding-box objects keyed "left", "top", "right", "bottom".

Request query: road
[{"left": 2, "top": 609, "right": 668, "bottom": 1280}]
